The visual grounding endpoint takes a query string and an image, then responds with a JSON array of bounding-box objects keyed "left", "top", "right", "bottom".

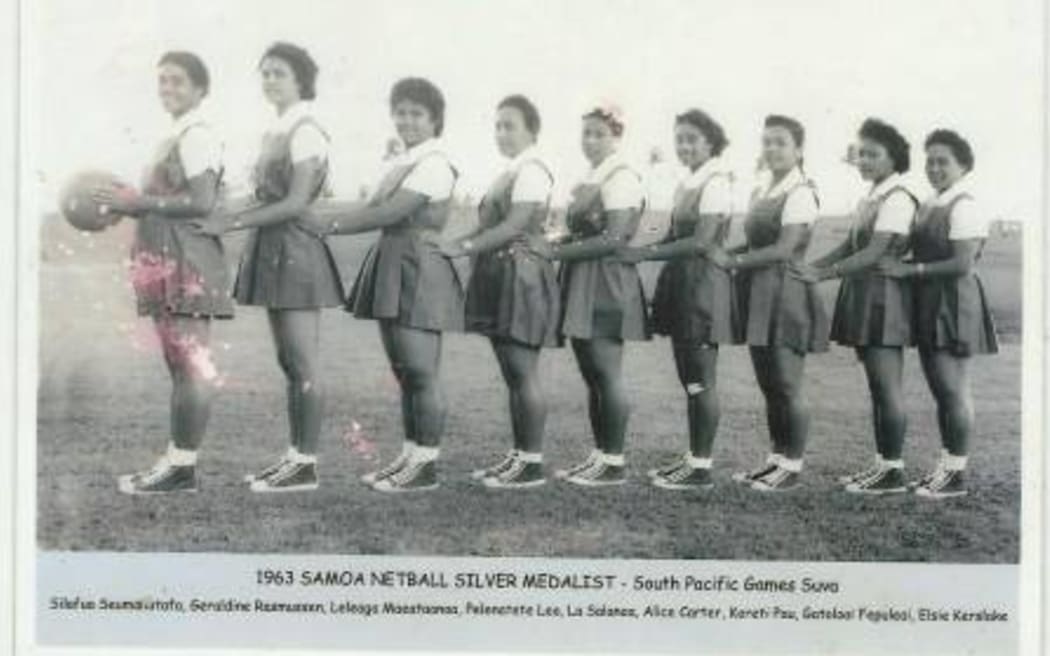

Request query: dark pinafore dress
[
  {"left": 650, "top": 173, "right": 741, "bottom": 345},
  {"left": 464, "top": 160, "right": 560, "bottom": 347},
  {"left": 737, "top": 182, "right": 830, "bottom": 353},
  {"left": 131, "top": 123, "right": 234, "bottom": 319},
  {"left": 346, "top": 152, "right": 466, "bottom": 331},
  {"left": 829, "top": 186, "right": 917, "bottom": 347},
  {"left": 557, "top": 165, "right": 650, "bottom": 342},
  {"left": 910, "top": 194, "right": 999, "bottom": 356},
  {"left": 233, "top": 117, "right": 345, "bottom": 309}
]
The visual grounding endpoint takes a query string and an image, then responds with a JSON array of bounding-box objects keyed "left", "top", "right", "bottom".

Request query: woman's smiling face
[
  {"left": 157, "top": 62, "right": 203, "bottom": 118},
  {"left": 393, "top": 100, "right": 436, "bottom": 148}
]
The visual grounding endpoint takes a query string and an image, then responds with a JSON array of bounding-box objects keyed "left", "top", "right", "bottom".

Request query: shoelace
[
  {"left": 852, "top": 463, "right": 884, "bottom": 483},
  {"left": 497, "top": 459, "right": 527, "bottom": 483},
  {"left": 267, "top": 461, "right": 307, "bottom": 485},
  {"left": 667, "top": 464, "right": 697, "bottom": 483},
  {"left": 761, "top": 468, "right": 790, "bottom": 488},
  {"left": 924, "top": 468, "right": 954, "bottom": 492},
  {"left": 138, "top": 457, "right": 174, "bottom": 486},
  {"left": 375, "top": 454, "right": 410, "bottom": 479},
  {"left": 577, "top": 461, "right": 608, "bottom": 480},
  {"left": 566, "top": 452, "right": 600, "bottom": 476},
  {"left": 855, "top": 465, "right": 891, "bottom": 488},
  {"left": 488, "top": 451, "right": 519, "bottom": 476},
  {"left": 390, "top": 461, "right": 425, "bottom": 486}
]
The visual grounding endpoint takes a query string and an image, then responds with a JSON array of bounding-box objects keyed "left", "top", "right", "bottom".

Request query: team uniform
[
  {"left": 650, "top": 157, "right": 740, "bottom": 345},
  {"left": 830, "top": 173, "right": 917, "bottom": 348},
  {"left": 347, "top": 138, "right": 464, "bottom": 330},
  {"left": 464, "top": 146, "right": 559, "bottom": 347},
  {"left": 555, "top": 152, "right": 648, "bottom": 486},
  {"left": 233, "top": 102, "right": 344, "bottom": 309},
  {"left": 118, "top": 107, "right": 231, "bottom": 495},
  {"left": 911, "top": 179, "right": 999, "bottom": 356},
  {"left": 558, "top": 153, "right": 649, "bottom": 343},
  {"left": 737, "top": 167, "right": 830, "bottom": 354},
  {"left": 131, "top": 107, "right": 233, "bottom": 319}
]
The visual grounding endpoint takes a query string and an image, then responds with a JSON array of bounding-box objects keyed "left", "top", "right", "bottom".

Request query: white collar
[
  {"left": 930, "top": 174, "right": 974, "bottom": 206},
  {"left": 171, "top": 104, "right": 208, "bottom": 136},
  {"left": 506, "top": 144, "right": 546, "bottom": 172},
  {"left": 587, "top": 150, "right": 627, "bottom": 182},
  {"left": 762, "top": 166, "right": 805, "bottom": 198},
  {"left": 400, "top": 137, "right": 447, "bottom": 165},
  {"left": 868, "top": 172, "right": 905, "bottom": 199},
  {"left": 269, "top": 101, "right": 314, "bottom": 134},
  {"left": 681, "top": 156, "right": 727, "bottom": 189}
]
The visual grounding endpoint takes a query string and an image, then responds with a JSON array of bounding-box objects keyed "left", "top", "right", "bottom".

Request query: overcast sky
[{"left": 26, "top": 0, "right": 1043, "bottom": 219}]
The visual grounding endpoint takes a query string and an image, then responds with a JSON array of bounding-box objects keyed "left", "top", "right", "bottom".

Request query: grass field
[{"left": 36, "top": 207, "right": 1023, "bottom": 562}]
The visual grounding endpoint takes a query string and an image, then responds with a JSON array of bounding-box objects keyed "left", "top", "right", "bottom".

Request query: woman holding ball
[
  {"left": 92, "top": 51, "right": 232, "bottom": 495},
  {"left": 192, "top": 42, "right": 344, "bottom": 493}
]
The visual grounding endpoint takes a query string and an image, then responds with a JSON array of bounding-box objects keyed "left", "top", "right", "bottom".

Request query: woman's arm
[
  {"left": 547, "top": 208, "right": 638, "bottom": 262},
  {"left": 457, "top": 202, "right": 544, "bottom": 255},
  {"left": 323, "top": 188, "right": 429, "bottom": 235},
  {"left": 91, "top": 171, "right": 221, "bottom": 219},
  {"left": 878, "top": 239, "right": 981, "bottom": 278},
  {"left": 808, "top": 236, "right": 853, "bottom": 269},
  {"left": 719, "top": 223, "right": 809, "bottom": 271},
  {"left": 628, "top": 213, "right": 728, "bottom": 262},
  {"left": 814, "top": 232, "right": 897, "bottom": 280}
]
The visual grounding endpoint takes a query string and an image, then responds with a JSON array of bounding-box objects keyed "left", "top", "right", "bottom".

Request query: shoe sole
[
  {"left": 750, "top": 482, "right": 800, "bottom": 492},
  {"left": 914, "top": 489, "right": 968, "bottom": 499},
  {"left": 563, "top": 477, "right": 626, "bottom": 487},
  {"left": 652, "top": 479, "right": 713, "bottom": 491},
  {"left": 482, "top": 477, "right": 546, "bottom": 489},
  {"left": 371, "top": 482, "right": 439, "bottom": 493},
  {"left": 844, "top": 485, "right": 907, "bottom": 495},
  {"left": 117, "top": 475, "right": 197, "bottom": 496},
  {"left": 249, "top": 482, "right": 319, "bottom": 493},
  {"left": 647, "top": 466, "right": 685, "bottom": 479}
]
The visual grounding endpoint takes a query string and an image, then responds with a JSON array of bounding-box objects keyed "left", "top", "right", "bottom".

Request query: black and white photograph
[{"left": 13, "top": 0, "right": 1046, "bottom": 653}]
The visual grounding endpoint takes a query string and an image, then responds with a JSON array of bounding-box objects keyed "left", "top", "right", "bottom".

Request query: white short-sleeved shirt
[
  {"left": 679, "top": 156, "right": 733, "bottom": 215},
  {"left": 268, "top": 101, "right": 329, "bottom": 164},
  {"left": 866, "top": 173, "right": 914, "bottom": 235},
  {"left": 170, "top": 107, "right": 222, "bottom": 178},
  {"left": 929, "top": 175, "right": 988, "bottom": 240},
  {"left": 757, "top": 166, "right": 818, "bottom": 225},
  {"left": 586, "top": 151, "right": 645, "bottom": 210},
  {"left": 506, "top": 146, "right": 554, "bottom": 203},
  {"left": 396, "top": 138, "right": 456, "bottom": 201}
]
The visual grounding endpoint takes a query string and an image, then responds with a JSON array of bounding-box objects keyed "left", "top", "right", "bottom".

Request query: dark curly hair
[
  {"left": 497, "top": 94, "right": 541, "bottom": 135},
  {"left": 924, "top": 129, "right": 975, "bottom": 171},
  {"left": 858, "top": 118, "right": 911, "bottom": 173},
  {"left": 390, "top": 77, "right": 446, "bottom": 136},
  {"left": 676, "top": 108, "right": 729, "bottom": 156},
  {"left": 260, "top": 41, "right": 318, "bottom": 101},
  {"left": 764, "top": 114, "right": 805, "bottom": 147},
  {"left": 581, "top": 106, "right": 625, "bottom": 137},
  {"left": 158, "top": 51, "right": 209, "bottom": 96}
]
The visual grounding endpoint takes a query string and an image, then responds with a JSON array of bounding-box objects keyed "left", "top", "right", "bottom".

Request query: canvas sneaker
[
  {"left": 732, "top": 461, "right": 779, "bottom": 484},
  {"left": 361, "top": 452, "right": 411, "bottom": 485},
  {"left": 482, "top": 459, "right": 545, "bottom": 489},
  {"left": 471, "top": 450, "right": 519, "bottom": 480},
  {"left": 249, "top": 461, "right": 318, "bottom": 493},
  {"left": 837, "top": 461, "right": 885, "bottom": 486},
  {"left": 845, "top": 467, "right": 907, "bottom": 495},
  {"left": 372, "top": 460, "right": 438, "bottom": 493},
  {"left": 565, "top": 462, "right": 626, "bottom": 487},
  {"left": 647, "top": 453, "right": 690, "bottom": 479},
  {"left": 652, "top": 465, "right": 714, "bottom": 491},
  {"left": 243, "top": 454, "right": 292, "bottom": 483},
  {"left": 914, "top": 469, "right": 967, "bottom": 499},
  {"left": 554, "top": 451, "right": 601, "bottom": 480},
  {"left": 118, "top": 462, "right": 197, "bottom": 495},
  {"left": 750, "top": 467, "right": 800, "bottom": 492}
]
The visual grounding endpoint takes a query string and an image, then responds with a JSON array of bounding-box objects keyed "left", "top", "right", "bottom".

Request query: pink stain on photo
[{"left": 342, "top": 420, "right": 377, "bottom": 460}]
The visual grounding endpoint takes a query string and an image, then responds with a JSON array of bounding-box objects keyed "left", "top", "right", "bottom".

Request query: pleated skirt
[
  {"left": 830, "top": 274, "right": 912, "bottom": 347},
  {"left": 913, "top": 272, "right": 999, "bottom": 355},
  {"left": 465, "top": 247, "right": 559, "bottom": 347},
  {"left": 347, "top": 231, "right": 465, "bottom": 332},
  {"left": 650, "top": 257, "right": 742, "bottom": 345},
  {"left": 233, "top": 223, "right": 344, "bottom": 309},
  {"left": 132, "top": 215, "right": 234, "bottom": 318},
  {"left": 736, "top": 264, "right": 829, "bottom": 353},
  {"left": 558, "top": 257, "right": 650, "bottom": 342}
]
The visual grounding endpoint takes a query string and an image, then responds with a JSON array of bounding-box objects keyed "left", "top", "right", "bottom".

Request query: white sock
[
  {"left": 401, "top": 441, "right": 417, "bottom": 458},
  {"left": 780, "top": 458, "right": 803, "bottom": 473},
  {"left": 687, "top": 455, "right": 713, "bottom": 469},
  {"left": 165, "top": 444, "right": 197, "bottom": 466},
  {"left": 766, "top": 453, "right": 782, "bottom": 466},
  {"left": 289, "top": 448, "right": 317, "bottom": 465},
  {"left": 883, "top": 459, "right": 904, "bottom": 470},
  {"left": 518, "top": 451, "right": 542, "bottom": 463},
  {"left": 944, "top": 454, "right": 968, "bottom": 471},
  {"left": 602, "top": 452, "right": 626, "bottom": 467},
  {"left": 411, "top": 446, "right": 440, "bottom": 463}
]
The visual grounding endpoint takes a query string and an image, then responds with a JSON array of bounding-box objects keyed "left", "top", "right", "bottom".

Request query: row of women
[{"left": 95, "top": 43, "right": 999, "bottom": 499}]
